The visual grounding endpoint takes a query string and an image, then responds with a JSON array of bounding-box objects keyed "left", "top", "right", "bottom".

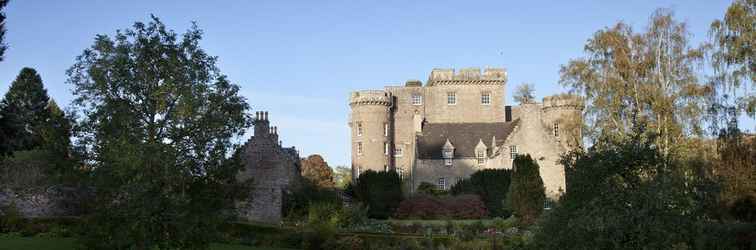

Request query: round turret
[
  {"left": 349, "top": 90, "right": 393, "bottom": 179},
  {"left": 541, "top": 94, "right": 585, "bottom": 149}
]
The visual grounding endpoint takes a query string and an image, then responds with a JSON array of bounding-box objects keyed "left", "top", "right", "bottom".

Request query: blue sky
[{"left": 0, "top": 0, "right": 749, "bottom": 167}]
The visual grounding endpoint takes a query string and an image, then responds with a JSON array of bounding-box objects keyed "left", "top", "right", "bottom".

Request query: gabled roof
[{"left": 417, "top": 119, "right": 519, "bottom": 159}]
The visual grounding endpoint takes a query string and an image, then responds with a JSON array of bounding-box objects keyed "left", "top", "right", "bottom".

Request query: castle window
[
  {"left": 397, "top": 167, "right": 404, "bottom": 179},
  {"left": 357, "top": 122, "right": 363, "bottom": 136},
  {"left": 394, "top": 146, "right": 403, "bottom": 157},
  {"left": 476, "top": 151, "right": 486, "bottom": 165},
  {"left": 384, "top": 123, "right": 388, "bottom": 136},
  {"left": 447, "top": 92, "right": 456, "bottom": 105},
  {"left": 411, "top": 94, "right": 423, "bottom": 105},
  {"left": 384, "top": 142, "right": 389, "bottom": 155},
  {"left": 510, "top": 145, "right": 518, "bottom": 159},
  {"left": 438, "top": 177, "right": 446, "bottom": 190},
  {"left": 553, "top": 123, "right": 559, "bottom": 137},
  {"left": 357, "top": 142, "right": 363, "bottom": 155},
  {"left": 384, "top": 165, "right": 388, "bottom": 172},
  {"left": 481, "top": 92, "right": 491, "bottom": 105}
]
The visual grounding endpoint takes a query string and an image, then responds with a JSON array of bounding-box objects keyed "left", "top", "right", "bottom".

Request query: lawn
[{"left": 0, "top": 235, "right": 294, "bottom": 250}]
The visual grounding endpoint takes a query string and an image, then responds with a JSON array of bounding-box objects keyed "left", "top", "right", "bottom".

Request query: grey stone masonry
[{"left": 236, "top": 111, "right": 301, "bottom": 224}]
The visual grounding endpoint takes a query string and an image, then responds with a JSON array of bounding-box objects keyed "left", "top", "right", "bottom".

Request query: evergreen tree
[
  {"left": 68, "top": 16, "right": 251, "bottom": 249},
  {"left": 0, "top": 67, "right": 52, "bottom": 155},
  {"left": 506, "top": 154, "right": 545, "bottom": 225},
  {"left": 450, "top": 169, "right": 513, "bottom": 217},
  {"left": 0, "top": 0, "right": 8, "bottom": 61},
  {"left": 351, "top": 170, "right": 402, "bottom": 219}
]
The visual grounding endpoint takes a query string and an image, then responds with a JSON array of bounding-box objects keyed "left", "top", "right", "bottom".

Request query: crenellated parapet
[
  {"left": 349, "top": 90, "right": 393, "bottom": 106},
  {"left": 542, "top": 94, "right": 585, "bottom": 111},
  {"left": 428, "top": 67, "right": 507, "bottom": 86}
]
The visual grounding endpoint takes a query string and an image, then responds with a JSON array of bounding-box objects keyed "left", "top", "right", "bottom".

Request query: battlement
[
  {"left": 428, "top": 67, "right": 507, "bottom": 86},
  {"left": 349, "top": 90, "right": 392, "bottom": 106},
  {"left": 542, "top": 94, "right": 585, "bottom": 110}
]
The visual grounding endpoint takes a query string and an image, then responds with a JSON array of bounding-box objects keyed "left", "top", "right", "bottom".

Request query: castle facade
[{"left": 349, "top": 68, "right": 583, "bottom": 197}]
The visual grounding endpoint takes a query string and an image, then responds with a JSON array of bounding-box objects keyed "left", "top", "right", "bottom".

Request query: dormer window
[
  {"left": 476, "top": 151, "right": 486, "bottom": 165},
  {"left": 442, "top": 139, "right": 455, "bottom": 167}
]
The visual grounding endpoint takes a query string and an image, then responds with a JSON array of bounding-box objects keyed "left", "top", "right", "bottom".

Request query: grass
[{"left": 0, "top": 235, "right": 295, "bottom": 250}]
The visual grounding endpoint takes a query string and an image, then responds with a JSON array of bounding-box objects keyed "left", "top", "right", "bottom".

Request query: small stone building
[
  {"left": 236, "top": 111, "right": 301, "bottom": 223},
  {"left": 348, "top": 67, "right": 583, "bottom": 198}
]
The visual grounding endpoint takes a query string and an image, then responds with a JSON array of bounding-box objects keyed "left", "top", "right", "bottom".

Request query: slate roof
[{"left": 417, "top": 119, "right": 519, "bottom": 159}]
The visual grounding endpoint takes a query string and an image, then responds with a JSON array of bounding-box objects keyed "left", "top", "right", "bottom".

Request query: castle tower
[
  {"left": 541, "top": 95, "right": 585, "bottom": 150},
  {"left": 349, "top": 90, "right": 393, "bottom": 178}
]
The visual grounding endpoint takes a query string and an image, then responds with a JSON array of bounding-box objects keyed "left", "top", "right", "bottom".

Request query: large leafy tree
[
  {"left": 707, "top": 0, "right": 755, "bottom": 131},
  {"left": 560, "top": 9, "right": 707, "bottom": 157},
  {"left": 67, "top": 16, "right": 251, "bottom": 249},
  {"left": 513, "top": 83, "right": 535, "bottom": 104},
  {"left": 300, "top": 154, "right": 335, "bottom": 188},
  {"left": 0, "top": 0, "right": 7, "bottom": 61},
  {"left": 533, "top": 132, "right": 711, "bottom": 249},
  {"left": 505, "top": 154, "right": 545, "bottom": 225}
]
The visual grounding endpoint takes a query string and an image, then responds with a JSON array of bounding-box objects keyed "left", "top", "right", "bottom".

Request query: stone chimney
[{"left": 254, "top": 111, "right": 270, "bottom": 139}]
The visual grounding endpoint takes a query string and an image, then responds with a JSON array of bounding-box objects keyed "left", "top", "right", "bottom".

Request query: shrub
[
  {"left": 450, "top": 169, "right": 513, "bottom": 217},
  {"left": 0, "top": 202, "right": 22, "bottom": 233},
  {"left": 283, "top": 178, "right": 340, "bottom": 221},
  {"left": 445, "top": 195, "right": 488, "bottom": 219},
  {"left": 506, "top": 154, "right": 545, "bottom": 226},
  {"left": 351, "top": 170, "right": 403, "bottom": 219},
  {"left": 393, "top": 195, "right": 447, "bottom": 219}
]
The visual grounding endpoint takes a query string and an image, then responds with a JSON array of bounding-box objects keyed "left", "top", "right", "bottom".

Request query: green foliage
[
  {"left": 506, "top": 154, "right": 545, "bottom": 226},
  {"left": 0, "top": 202, "right": 22, "bottom": 233},
  {"left": 0, "top": 0, "right": 6, "bottom": 61},
  {"left": 450, "top": 169, "right": 513, "bottom": 217},
  {"left": 707, "top": 0, "right": 755, "bottom": 121},
  {"left": 415, "top": 182, "right": 446, "bottom": 196},
  {"left": 283, "top": 179, "right": 340, "bottom": 221},
  {"left": 513, "top": 83, "right": 535, "bottom": 104},
  {"left": 351, "top": 170, "right": 402, "bottom": 219},
  {"left": 560, "top": 9, "right": 708, "bottom": 152},
  {"left": 332, "top": 165, "right": 351, "bottom": 189},
  {"left": 67, "top": 16, "right": 251, "bottom": 249},
  {"left": 533, "top": 133, "right": 706, "bottom": 249},
  {"left": 1, "top": 68, "right": 57, "bottom": 155}
]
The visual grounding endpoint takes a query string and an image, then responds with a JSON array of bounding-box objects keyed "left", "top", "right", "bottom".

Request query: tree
[
  {"left": 0, "top": 0, "right": 8, "bottom": 61},
  {"left": 560, "top": 9, "right": 707, "bottom": 157},
  {"left": 450, "top": 169, "right": 512, "bottom": 217},
  {"left": 505, "top": 154, "right": 544, "bottom": 225},
  {"left": 513, "top": 83, "right": 535, "bottom": 104},
  {"left": 300, "top": 154, "right": 335, "bottom": 188},
  {"left": 707, "top": 0, "right": 755, "bottom": 131},
  {"left": 67, "top": 16, "right": 251, "bottom": 249},
  {"left": 351, "top": 170, "right": 402, "bottom": 219},
  {"left": 533, "top": 132, "right": 710, "bottom": 249},
  {"left": 0, "top": 68, "right": 52, "bottom": 154},
  {"left": 332, "top": 165, "right": 351, "bottom": 189}
]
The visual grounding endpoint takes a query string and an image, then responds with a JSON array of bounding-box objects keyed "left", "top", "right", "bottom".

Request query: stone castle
[
  {"left": 236, "top": 111, "right": 301, "bottom": 223},
  {"left": 349, "top": 67, "right": 583, "bottom": 197}
]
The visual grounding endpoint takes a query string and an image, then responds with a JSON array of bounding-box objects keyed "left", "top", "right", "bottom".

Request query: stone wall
[
  {"left": 0, "top": 186, "right": 92, "bottom": 217},
  {"left": 236, "top": 111, "right": 301, "bottom": 224}
]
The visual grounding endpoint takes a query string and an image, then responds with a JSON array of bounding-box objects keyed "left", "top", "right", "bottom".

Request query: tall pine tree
[{"left": 0, "top": 67, "right": 52, "bottom": 154}]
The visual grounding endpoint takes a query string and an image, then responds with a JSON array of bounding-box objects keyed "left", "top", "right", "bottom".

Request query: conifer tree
[
  {"left": 506, "top": 154, "right": 545, "bottom": 225},
  {"left": 0, "top": 67, "right": 52, "bottom": 154}
]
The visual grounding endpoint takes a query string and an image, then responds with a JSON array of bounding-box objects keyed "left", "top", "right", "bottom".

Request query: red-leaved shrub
[{"left": 393, "top": 194, "right": 488, "bottom": 219}]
